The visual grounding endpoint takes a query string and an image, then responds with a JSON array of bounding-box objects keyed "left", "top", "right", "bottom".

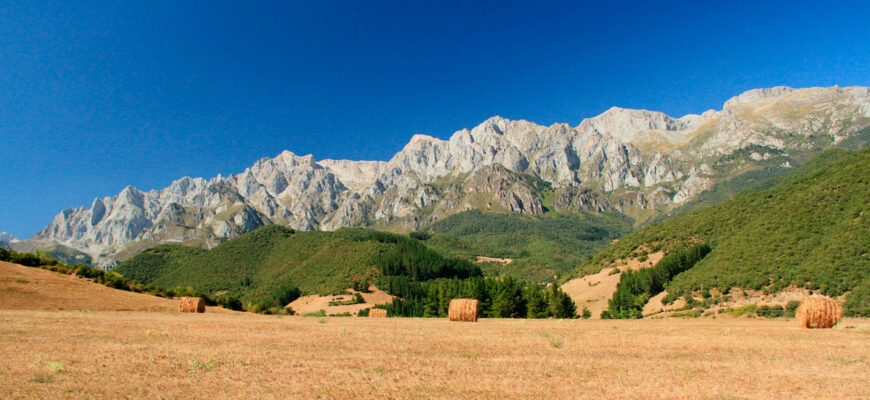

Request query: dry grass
[
  {"left": 1, "top": 311, "right": 868, "bottom": 399},
  {"left": 0, "top": 261, "right": 175, "bottom": 312},
  {"left": 287, "top": 286, "right": 394, "bottom": 316},
  {"left": 475, "top": 256, "right": 513, "bottom": 265},
  {"left": 2, "top": 260, "right": 868, "bottom": 398},
  {"left": 562, "top": 251, "right": 665, "bottom": 319}
]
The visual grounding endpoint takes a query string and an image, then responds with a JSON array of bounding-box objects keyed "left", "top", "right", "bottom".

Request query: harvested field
[
  {"left": 1, "top": 310, "right": 868, "bottom": 399},
  {"left": 0, "top": 261, "right": 176, "bottom": 312}
]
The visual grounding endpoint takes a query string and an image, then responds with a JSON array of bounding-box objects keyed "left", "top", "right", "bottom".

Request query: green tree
[
  {"left": 547, "top": 282, "right": 576, "bottom": 318},
  {"left": 491, "top": 277, "right": 526, "bottom": 318},
  {"left": 525, "top": 284, "right": 549, "bottom": 318}
]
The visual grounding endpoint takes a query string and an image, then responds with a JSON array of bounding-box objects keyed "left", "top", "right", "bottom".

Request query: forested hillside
[
  {"left": 420, "top": 210, "right": 632, "bottom": 281},
  {"left": 115, "top": 226, "right": 481, "bottom": 304},
  {"left": 573, "top": 147, "right": 870, "bottom": 316}
]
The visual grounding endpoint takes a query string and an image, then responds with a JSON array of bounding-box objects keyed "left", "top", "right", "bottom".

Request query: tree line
[{"left": 376, "top": 276, "right": 581, "bottom": 319}]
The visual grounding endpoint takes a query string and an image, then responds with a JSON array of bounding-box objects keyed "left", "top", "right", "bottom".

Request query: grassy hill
[
  {"left": 571, "top": 147, "right": 870, "bottom": 316},
  {"left": 419, "top": 210, "right": 633, "bottom": 281},
  {"left": 114, "top": 226, "right": 481, "bottom": 304},
  {"left": 0, "top": 260, "right": 178, "bottom": 311}
]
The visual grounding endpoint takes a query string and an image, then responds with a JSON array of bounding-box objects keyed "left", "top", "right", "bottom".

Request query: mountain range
[{"left": 9, "top": 85, "right": 870, "bottom": 268}]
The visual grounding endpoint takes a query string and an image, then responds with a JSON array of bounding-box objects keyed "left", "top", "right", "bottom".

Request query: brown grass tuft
[
  {"left": 368, "top": 308, "right": 387, "bottom": 318},
  {"left": 177, "top": 297, "right": 205, "bottom": 313},
  {"left": 448, "top": 299, "right": 479, "bottom": 322},
  {"left": 796, "top": 296, "right": 842, "bottom": 329}
]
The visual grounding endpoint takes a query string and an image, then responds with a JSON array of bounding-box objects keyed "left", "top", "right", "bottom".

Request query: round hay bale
[
  {"left": 796, "top": 296, "right": 841, "bottom": 329},
  {"left": 448, "top": 299, "right": 479, "bottom": 322},
  {"left": 177, "top": 297, "right": 206, "bottom": 313},
  {"left": 368, "top": 308, "right": 387, "bottom": 318}
]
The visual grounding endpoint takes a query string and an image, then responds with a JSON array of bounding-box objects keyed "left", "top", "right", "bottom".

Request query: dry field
[
  {"left": 0, "top": 261, "right": 176, "bottom": 312},
  {"left": 287, "top": 286, "right": 394, "bottom": 315},
  {"left": 2, "top": 261, "right": 869, "bottom": 399},
  {"left": 0, "top": 311, "right": 869, "bottom": 399}
]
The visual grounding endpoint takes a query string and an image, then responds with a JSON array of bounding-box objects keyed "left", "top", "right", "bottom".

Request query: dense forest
[
  {"left": 421, "top": 210, "right": 632, "bottom": 281},
  {"left": 115, "top": 226, "right": 481, "bottom": 304}
]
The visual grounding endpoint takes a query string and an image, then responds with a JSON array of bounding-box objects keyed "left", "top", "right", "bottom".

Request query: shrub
[
  {"left": 272, "top": 284, "right": 301, "bottom": 308},
  {"left": 725, "top": 304, "right": 757, "bottom": 317},
  {"left": 74, "top": 265, "right": 104, "bottom": 280},
  {"left": 304, "top": 310, "right": 326, "bottom": 317},
  {"left": 217, "top": 295, "right": 244, "bottom": 311},
  {"left": 409, "top": 231, "right": 431, "bottom": 241},
  {"left": 785, "top": 300, "right": 801, "bottom": 317}
]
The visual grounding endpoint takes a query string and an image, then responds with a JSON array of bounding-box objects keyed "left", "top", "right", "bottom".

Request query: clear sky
[{"left": 1, "top": 1, "right": 868, "bottom": 238}]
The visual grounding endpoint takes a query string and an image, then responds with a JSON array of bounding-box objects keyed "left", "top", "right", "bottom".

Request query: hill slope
[
  {"left": 114, "top": 226, "right": 481, "bottom": 303},
  {"left": 0, "top": 261, "right": 176, "bottom": 311},
  {"left": 571, "top": 147, "right": 870, "bottom": 315},
  {"left": 421, "top": 210, "right": 632, "bottom": 281}
]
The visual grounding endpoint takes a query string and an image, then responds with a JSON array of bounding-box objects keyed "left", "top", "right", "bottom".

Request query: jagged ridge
[{"left": 15, "top": 85, "right": 870, "bottom": 267}]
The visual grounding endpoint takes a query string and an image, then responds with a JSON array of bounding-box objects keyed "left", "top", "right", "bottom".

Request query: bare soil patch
[
  {"left": 286, "top": 286, "right": 394, "bottom": 315},
  {"left": 475, "top": 256, "right": 513, "bottom": 265}
]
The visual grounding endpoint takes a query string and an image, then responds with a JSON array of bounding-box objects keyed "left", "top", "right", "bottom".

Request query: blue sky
[{"left": 1, "top": 1, "right": 868, "bottom": 238}]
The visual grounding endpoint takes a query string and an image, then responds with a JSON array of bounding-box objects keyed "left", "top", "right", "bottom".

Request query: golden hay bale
[
  {"left": 368, "top": 308, "right": 387, "bottom": 318},
  {"left": 177, "top": 297, "right": 206, "bottom": 313},
  {"left": 796, "top": 296, "right": 842, "bottom": 329},
  {"left": 448, "top": 299, "right": 479, "bottom": 322}
]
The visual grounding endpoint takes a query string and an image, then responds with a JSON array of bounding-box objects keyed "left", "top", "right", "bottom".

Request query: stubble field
[{"left": 1, "top": 310, "right": 868, "bottom": 399}]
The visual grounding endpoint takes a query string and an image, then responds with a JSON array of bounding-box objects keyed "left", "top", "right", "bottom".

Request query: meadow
[{"left": 1, "top": 310, "right": 868, "bottom": 399}]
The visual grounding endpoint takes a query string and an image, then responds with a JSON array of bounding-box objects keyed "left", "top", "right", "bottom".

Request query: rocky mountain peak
[
  {"left": 15, "top": 86, "right": 870, "bottom": 268},
  {"left": 724, "top": 86, "right": 795, "bottom": 108},
  {"left": 0, "top": 232, "right": 18, "bottom": 243}
]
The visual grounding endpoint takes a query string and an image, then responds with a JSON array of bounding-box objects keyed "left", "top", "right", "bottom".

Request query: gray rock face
[
  {"left": 0, "top": 232, "right": 17, "bottom": 249},
  {"left": 19, "top": 86, "right": 870, "bottom": 267}
]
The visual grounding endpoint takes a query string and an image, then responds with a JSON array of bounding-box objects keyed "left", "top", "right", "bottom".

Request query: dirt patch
[
  {"left": 286, "top": 286, "right": 394, "bottom": 315},
  {"left": 475, "top": 256, "right": 513, "bottom": 265},
  {"left": 642, "top": 291, "right": 687, "bottom": 317},
  {"left": 612, "top": 250, "right": 664, "bottom": 271},
  {"left": 722, "top": 286, "right": 816, "bottom": 307}
]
